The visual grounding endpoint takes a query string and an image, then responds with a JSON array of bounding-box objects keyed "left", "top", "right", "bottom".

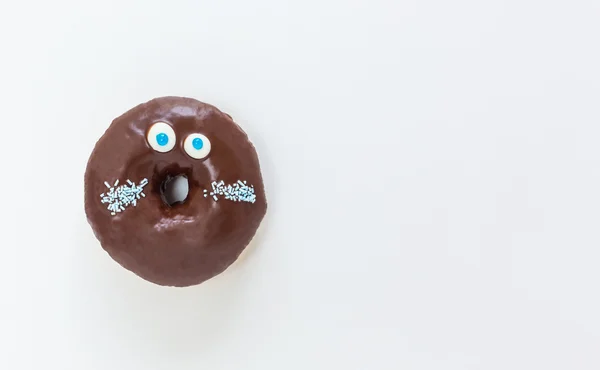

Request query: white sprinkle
[
  {"left": 204, "top": 180, "right": 256, "bottom": 204},
  {"left": 100, "top": 178, "right": 149, "bottom": 216}
]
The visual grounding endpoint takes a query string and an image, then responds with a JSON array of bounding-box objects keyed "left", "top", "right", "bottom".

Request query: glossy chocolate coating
[{"left": 84, "top": 97, "right": 267, "bottom": 287}]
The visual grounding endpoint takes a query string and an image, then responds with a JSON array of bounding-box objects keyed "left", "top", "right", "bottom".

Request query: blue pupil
[
  {"left": 156, "top": 133, "right": 169, "bottom": 146},
  {"left": 192, "top": 137, "right": 204, "bottom": 150}
]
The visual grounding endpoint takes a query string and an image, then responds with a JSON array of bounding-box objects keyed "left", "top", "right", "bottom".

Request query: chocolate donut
[{"left": 84, "top": 97, "right": 267, "bottom": 287}]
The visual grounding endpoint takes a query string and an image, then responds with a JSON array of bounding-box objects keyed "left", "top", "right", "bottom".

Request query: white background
[{"left": 1, "top": 0, "right": 599, "bottom": 368}]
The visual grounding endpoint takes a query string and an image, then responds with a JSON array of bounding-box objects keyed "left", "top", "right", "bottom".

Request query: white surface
[{"left": 1, "top": 0, "right": 599, "bottom": 369}]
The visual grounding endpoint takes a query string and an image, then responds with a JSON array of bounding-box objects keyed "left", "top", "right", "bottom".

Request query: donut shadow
[{"left": 71, "top": 216, "right": 251, "bottom": 360}]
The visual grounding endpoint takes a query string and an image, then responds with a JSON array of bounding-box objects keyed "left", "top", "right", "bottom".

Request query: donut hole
[{"left": 161, "top": 175, "right": 189, "bottom": 206}]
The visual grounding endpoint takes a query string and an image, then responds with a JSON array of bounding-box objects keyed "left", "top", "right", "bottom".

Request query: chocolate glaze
[{"left": 84, "top": 97, "right": 267, "bottom": 287}]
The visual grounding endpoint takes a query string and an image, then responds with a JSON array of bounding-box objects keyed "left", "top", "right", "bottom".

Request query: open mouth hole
[{"left": 161, "top": 175, "right": 189, "bottom": 206}]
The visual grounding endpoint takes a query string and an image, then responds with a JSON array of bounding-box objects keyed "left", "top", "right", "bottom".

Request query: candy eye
[
  {"left": 147, "top": 122, "right": 176, "bottom": 153},
  {"left": 183, "top": 133, "right": 211, "bottom": 159}
]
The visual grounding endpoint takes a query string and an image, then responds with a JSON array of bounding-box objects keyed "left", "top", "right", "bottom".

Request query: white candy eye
[
  {"left": 183, "top": 133, "right": 211, "bottom": 159},
  {"left": 147, "top": 122, "right": 176, "bottom": 153}
]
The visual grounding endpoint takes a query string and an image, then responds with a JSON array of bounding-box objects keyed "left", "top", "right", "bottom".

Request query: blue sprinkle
[
  {"left": 192, "top": 137, "right": 204, "bottom": 150},
  {"left": 156, "top": 133, "right": 169, "bottom": 146},
  {"left": 100, "top": 178, "right": 149, "bottom": 216},
  {"left": 204, "top": 180, "right": 256, "bottom": 204}
]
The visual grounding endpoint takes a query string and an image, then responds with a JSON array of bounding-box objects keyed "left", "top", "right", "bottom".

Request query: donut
[{"left": 84, "top": 97, "right": 267, "bottom": 287}]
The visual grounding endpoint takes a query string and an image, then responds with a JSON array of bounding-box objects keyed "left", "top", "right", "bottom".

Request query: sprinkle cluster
[
  {"left": 204, "top": 180, "right": 256, "bottom": 203},
  {"left": 100, "top": 178, "right": 149, "bottom": 215}
]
